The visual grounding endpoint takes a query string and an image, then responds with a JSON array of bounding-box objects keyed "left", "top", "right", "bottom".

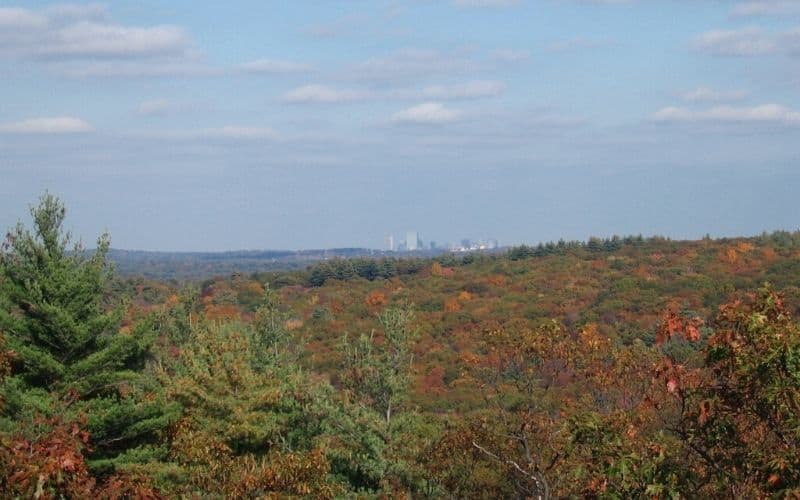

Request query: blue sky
[{"left": 1, "top": 1, "right": 798, "bottom": 251}]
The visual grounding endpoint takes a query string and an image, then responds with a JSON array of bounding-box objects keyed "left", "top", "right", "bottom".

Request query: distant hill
[{"left": 107, "top": 246, "right": 456, "bottom": 280}]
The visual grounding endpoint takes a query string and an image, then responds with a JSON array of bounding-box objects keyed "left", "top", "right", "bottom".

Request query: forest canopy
[{"left": 2, "top": 195, "right": 800, "bottom": 498}]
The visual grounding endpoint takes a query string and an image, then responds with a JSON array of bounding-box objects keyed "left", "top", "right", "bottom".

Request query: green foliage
[
  {"left": 0, "top": 194, "right": 179, "bottom": 474},
  {"left": 307, "top": 258, "right": 403, "bottom": 287},
  {"left": 251, "top": 285, "right": 293, "bottom": 367},
  {"left": 672, "top": 285, "right": 800, "bottom": 497},
  {"left": 340, "top": 306, "right": 418, "bottom": 425},
  {"left": 158, "top": 318, "right": 340, "bottom": 495}
]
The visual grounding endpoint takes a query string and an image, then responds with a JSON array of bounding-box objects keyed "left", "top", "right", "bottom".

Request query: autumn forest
[{"left": 2, "top": 195, "right": 800, "bottom": 498}]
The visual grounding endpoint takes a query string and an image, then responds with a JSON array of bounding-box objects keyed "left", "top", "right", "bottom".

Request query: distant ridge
[{"left": 106, "top": 246, "right": 453, "bottom": 280}]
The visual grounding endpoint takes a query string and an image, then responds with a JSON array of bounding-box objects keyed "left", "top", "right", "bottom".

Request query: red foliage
[
  {"left": 0, "top": 418, "right": 163, "bottom": 499},
  {"left": 656, "top": 309, "right": 704, "bottom": 345},
  {"left": 0, "top": 418, "right": 94, "bottom": 499},
  {"left": 421, "top": 366, "right": 446, "bottom": 394}
]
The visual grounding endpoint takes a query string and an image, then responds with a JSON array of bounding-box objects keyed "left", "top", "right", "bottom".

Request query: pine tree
[
  {"left": 0, "top": 193, "right": 179, "bottom": 474},
  {"left": 340, "top": 306, "right": 418, "bottom": 425}
]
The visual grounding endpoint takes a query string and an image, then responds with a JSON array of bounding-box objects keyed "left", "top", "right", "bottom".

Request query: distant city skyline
[
  {"left": 1, "top": 2, "right": 798, "bottom": 251},
  {"left": 384, "top": 231, "right": 499, "bottom": 253}
]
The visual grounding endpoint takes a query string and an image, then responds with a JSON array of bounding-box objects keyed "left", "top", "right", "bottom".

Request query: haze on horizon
[{"left": 1, "top": 1, "right": 798, "bottom": 252}]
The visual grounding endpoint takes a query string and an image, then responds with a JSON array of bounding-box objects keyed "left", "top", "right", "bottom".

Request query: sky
[{"left": 1, "top": 0, "right": 798, "bottom": 251}]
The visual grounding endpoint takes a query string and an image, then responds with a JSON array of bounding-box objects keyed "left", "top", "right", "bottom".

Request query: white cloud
[
  {"left": 392, "top": 102, "right": 461, "bottom": 124},
  {"left": 0, "top": 116, "right": 92, "bottom": 134},
  {"left": 239, "top": 58, "right": 312, "bottom": 74},
  {"left": 692, "top": 27, "right": 776, "bottom": 56},
  {"left": 32, "top": 21, "right": 189, "bottom": 59},
  {"left": 680, "top": 86, "right": 750, "bottom": 103},
  {"left": 692, "top": 26, "right": 800, "bottom": 57},
  {"left": 0, "top": 7, "right": 46, "bottom": 27},
  {"left": 353, "top": 48, "right": 478, "bottom": 81},
  {"left": 731, "top": 1, "right": 800, "bottom": 17},
  {"left": 282, "top": 84, "right": 366, "bottom": 104},
  {"left": 453, "top": 0, "right": 521, "bottom": 8},
  {"left": 60, "top": 61, "right": 221, "bottom": 78},
  {"left": 651, "top": 104, "right": 800, "bottom": 124},
  {"left": 420, "top": 80, "right": 505, "bottom": 99},
  {"left": 0, "top": 5, "right": 201, "bottom": 78}
]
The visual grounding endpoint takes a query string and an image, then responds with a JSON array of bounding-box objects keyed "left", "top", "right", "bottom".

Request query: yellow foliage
[
  {"left": 721, "top": 248, "right": 739, "bottom": 264},
  {"left": 285, "top": 318, "right": 303, "bottom": 330},
  {"left": 444, "top": 297, "right": 461, "bottom": 312},
  {"left": 247, "top": 281, "right": 265, "bottom": 294},
  {"left": 578, "top": 323, "right": 608, "bottom": 351},
  {"left": 459, "top": 351, "right": 481, "bottom": 366}
]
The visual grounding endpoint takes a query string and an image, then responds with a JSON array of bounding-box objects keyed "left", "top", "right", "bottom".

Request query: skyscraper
[
  {"left": 406, "top": 231, "right": 419, "bottom": 251},
  {"left": 386, "top": 234, "right": 395, "bottom": 251}
]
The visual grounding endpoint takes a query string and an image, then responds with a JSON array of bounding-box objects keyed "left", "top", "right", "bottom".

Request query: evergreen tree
[
  {"left": 0, "top": 194, "right": 179, "bottom": 474},
  {"left": 252, "top": 285, "right": 294, "bottom": 369},
  {"left": 332, "top": 305, "right": 434, "bottom": 494},
  {"left": 340, "top": 306, "right": 418, "bottom": 425}
]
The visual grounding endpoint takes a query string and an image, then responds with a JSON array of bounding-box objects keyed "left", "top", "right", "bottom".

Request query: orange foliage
[
  {"left": 459, "top": 351, "right": 481, "bottom": 366},
  {"left": 761, "top": 246, "right": 778, "bottom": 261},
  {"left": 486, "top": 274, "right": 508, "bottom": 287},
  {"left": 204, "top": 304, "right": 241, "bottom": 321},
  {"left": 458, "top": 291, "right": 473, "bottom": 302},
  {"left": 633, "top": 264, "right": 654, "bottom": 281},
  {"left": 444, "top": 297, "right": 462, "bottom": 312},
  {"left": 432, "top": 262, "right": 456, "bottom": 278},
  {"left": 364, "top": 290, "right": 387, "bottom": 307}
]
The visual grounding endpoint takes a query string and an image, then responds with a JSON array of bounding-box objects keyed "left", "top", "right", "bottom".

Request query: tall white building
[
  {"left": 406, "top": 231, "right": 420, "bottom": 251},
  {"left": 386, "top": 234, "right": 395, "bottom": 251}
]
